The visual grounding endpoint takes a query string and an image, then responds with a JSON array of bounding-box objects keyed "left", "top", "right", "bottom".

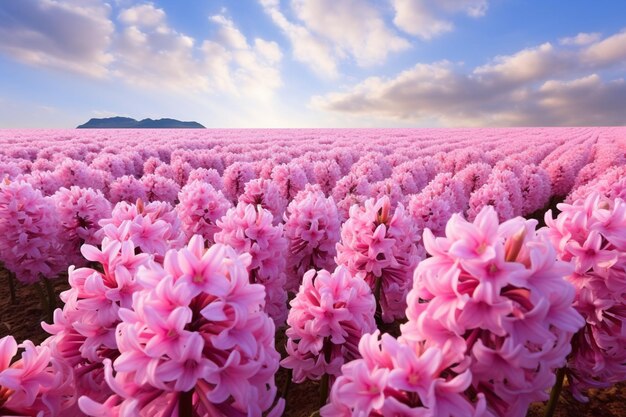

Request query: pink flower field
[{"left": 1, "top": 127, "right": 626, "bottom": 417}]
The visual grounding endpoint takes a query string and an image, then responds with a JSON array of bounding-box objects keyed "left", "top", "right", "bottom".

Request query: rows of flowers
[{"left": 0, "top": 128, "right": 625, "bottom": 416}]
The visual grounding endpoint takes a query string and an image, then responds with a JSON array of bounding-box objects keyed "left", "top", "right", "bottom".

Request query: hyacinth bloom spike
[
  {"left": 401, "top": 205, "right": 584, "bottom": 417},
  {"left": 321, "top": 331, "right": 489, "bottom": 417},
  {"left": 71, "top": 236, "right": 282, "bottom": 417},
  {"left": 177, "top": 180, "right": 232, "bottom": 243},
  {"left": 284, "top": 185, "right": 341, "bottom": 292},
  {"left": 215, "top": 202, "right": 288, "bottom": 326},
  {"left": 0, "top": 179, "right": 65, "bottom": 284},
  {"left": 281, "top": 266, "right": 376, "bottom": 385},
  {"left": 543, "top": 192, "right": 626, "bottom": 401},
  {"left": 336, "top": 196, "right": 423, "bottom": 323},
  {"left": 0, "top": 336, "right": 74, "bottom": 416}
]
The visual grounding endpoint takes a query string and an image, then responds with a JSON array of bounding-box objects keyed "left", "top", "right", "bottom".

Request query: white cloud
[
  {"left": 113, "top": 4, "right": 210, "bottom": 91},
  {"left": 581, "top": 30, "right": 626, "bottom": 67},
  {"left": 0, "top": 0, "right": 114, "bottom": 77},
  {"left": 312, "top": 29, "right": 626, "bottom": 126},
  {"left": 473, "top": 43, "right": 574, "bottom": 87},
  {"left": 258, "top": 0, "right": 338, "bottom": 77},
  {"left": 559, "top": 32, "right": 601, "bottom": 46},
  {"left": 0, "top": 1, "right": 282, "bottom": 99},
  {"left": 112, "top": 3, "right": 284, "bottom": 97},
  {"left": 118, "top": 3, "right": 165, "bottom": 27},
  {"left": 291, "top": 0, "right": 410, "bottom": 66},
  {"left": 391, "top": 0, "right": 489, "bottom": 39},
  {"left": 259, "top": 0, "right": 409, "bottom": 77}
]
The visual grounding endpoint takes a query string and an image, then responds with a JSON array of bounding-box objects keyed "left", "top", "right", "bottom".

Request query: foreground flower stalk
[
  {"left": 544, "top": 192, "right": 626, "bottom": 402},
  {"left": 544, "top": 367, "right": 566, "bottom": 417},
  {"left": 78, "top": 235, "right": 284, "bottom": 417},
  {"left": 281, "top": 266, "right": 376, "bottom": 408},
  {"left": 402, "top": 206, "right": 585, "bottom": 416},
  {"left": 325, "top": 206, "right": 585, "bottom": 417}
]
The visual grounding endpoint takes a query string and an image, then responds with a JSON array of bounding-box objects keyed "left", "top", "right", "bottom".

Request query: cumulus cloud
[
  {"left": 391, "top": 0, "right": 489, "bottom": 40},
  {"left": 259, "top": 0, "right": 409, "bottom": 77},
  {"left": 559, "top": 32, "right": 601, "bottom": 46},
  {"left": 112, "top": 4, "right": 282, "bottom": 97},
  {"left": 0, "top": 1, "right": 283, "bottom": 98},
  {"left": 312, "top": 30, "right": 626, "bottom": 126},
  {"left": 581, "top": 30, "right": 626, "bottom": 67},
  {"left": 0, "top": 0, "right": 114, "bottom": 77},
  {"left": 472, "top": 43, "right": 575, "bottom": 87}
]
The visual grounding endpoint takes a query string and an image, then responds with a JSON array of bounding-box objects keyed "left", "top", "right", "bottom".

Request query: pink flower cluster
[
  {"left": 284, "top": 185, "right": 341, "bottom": 291},
  {"left": 544, "top": 193, "right": 626, "bottom": 400},
  {"left": 108, "top": 175, "right": 147, "bottom": 204},
  {"left": 177, "top": 180, "right": 231, "bottom": 243},
  {"left": 141, "top": 173, "right": 180, "bottom": 204},
  {"left": 0, "top": 179, "right": 64, "bottom": 283},
  {"left": 468, "top": 168, "right": 524, "bottom": 221},
  {"left": 78, "top": 236, "right": 283, "bottom": 417},
  {"left": 99, "top": 199, "right": 186, "bottom": 258},
  {"left": 282, "top": 266, "right": 376, "bottom": 383},
  {"left": 321, "top": 331, "right": 490, "bottom": 417},
  {"left": 403, "top": 206, "right": 584, "bottom": 417},
  {"left": 408, "top": 172, "right": 466, "bottom": 236},
  {"left": 53, "top": 186, "right": 112, "bottom": 267},
  {"left": 239, "top": 178, "right": 287, "bottom": 225},
  {"left": 0, "top": 336, "right": 74, "bottom": 417},
  {"left": 215, "top": 202, "right": 288, "bottom": 325},
  {"left": 42, "top": 220, "right": 151, "bottom": 408},
  {"left": 336, "top": 196, "right": 423, "bottom": 322}
]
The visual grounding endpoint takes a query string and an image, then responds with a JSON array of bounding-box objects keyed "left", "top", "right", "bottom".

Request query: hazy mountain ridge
[{"left": 77, "top": 117, "right": 205, "bottom": 129}]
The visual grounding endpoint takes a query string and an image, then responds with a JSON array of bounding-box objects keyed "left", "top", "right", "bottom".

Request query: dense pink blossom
[
  {"left": 331, "top": 173, "right": 371, "bottom": 221},
  {"left": 222, "top": 162, "right": 256, "bottom": 202},
  {"left": 284, "top": 185, "right": 341, "bottom": 291},
  {"left": 391, "top": 160, "right": 430, "bottom": 196},
  {"left": 53, "top": 159, "right": 108, "bottom": 192},
  {"left": 468, "top": 168, "right": 523, "bottom": 221},
  {"left": 313, "top": 160, "right": 342, "bottom": 195},
  {"left": 53, "top": 186, "right": 112, "bottom": 267},
  {"left": 0, "top": 336, "right": 75, "bottom": 416},
  {"left": 518, "top": 164, "right": 552, "bottom": 215},
  {"left": 99, "top": 199, "right": 186, "bottom": 257},
  {"left": 455, "top": 162, "right": 493, "bottom": 198},
  {"left": 177, "top": 180, "right": 232, "bottom": 243},
  {"left": 408, "top": 172, "right": 467, "bottom": 236},
  {"left": 78, "top": 236, "right": 282, "bottom": 417},
  {"left": 19, "top": 170, "right": 64, "bottom": 196},
  {"left": 0, "top": 179, "right": 64, "bottom": 283},
  {"left": 567, "top": 165, "right": 626, "bottom": 203},
  {"left": 271, "top": 163, "right": 308, "bottom": 200},
  {"left": 337, "top": 196, "right": 423, "bottom": 322},
  {"left": 321, "top": 331, "right": 491, "bottom": 417},
  {"left": 141, "top": 173, "right": 180, "bottom": 204},
  {"left": 239, "top": 178, "right": 287, "bottom": 225},
  {"left": 370, "top": 178, "right": 405, "bottom": 210},
  {"left": 403, "top": 206, "right": 585, "bottom": 417},
  {"left": 215, "top": 202, "right": 288, "bottom": 325},
  {"left": 108, "top": 175, "right": 148, "bottom": 204},
  {"left": 349, "top": 152, "right": 390, "bottom": 183},
  {"left": 282, "top": 267, "right": 376, "bottom": 382},
  {"left": 0, "top": 127, "right": 623, "bottom": 416},
  {"left": 187, "top": 167, "right": 223, "bottom": 191},
  {"left": 541, "top": 140, "right": 593, "bottom": 197},
  {"left": 544, "top": 193, "right": 626, "bottom": 400},
  {"left": 41, "top": 221, "right": 152, "bottom": 407}
]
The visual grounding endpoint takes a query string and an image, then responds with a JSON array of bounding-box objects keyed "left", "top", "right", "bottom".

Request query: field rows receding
[{"left": 0, "top": 127, "right": 625, "bottom": 417}]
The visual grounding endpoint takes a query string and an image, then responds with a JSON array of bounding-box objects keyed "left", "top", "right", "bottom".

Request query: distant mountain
[{"left": 77, "top": 117, "right": 205, "bottom": 129}]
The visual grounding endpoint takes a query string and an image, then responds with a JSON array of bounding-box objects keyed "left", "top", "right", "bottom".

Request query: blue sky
[{"left": 0, "top": 0, "right": 625, "bottom": 127}]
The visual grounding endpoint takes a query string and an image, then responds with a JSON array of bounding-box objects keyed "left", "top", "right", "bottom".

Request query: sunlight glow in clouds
[{"left": 0, "top": 0, "right": 624, "bottom": 127}]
